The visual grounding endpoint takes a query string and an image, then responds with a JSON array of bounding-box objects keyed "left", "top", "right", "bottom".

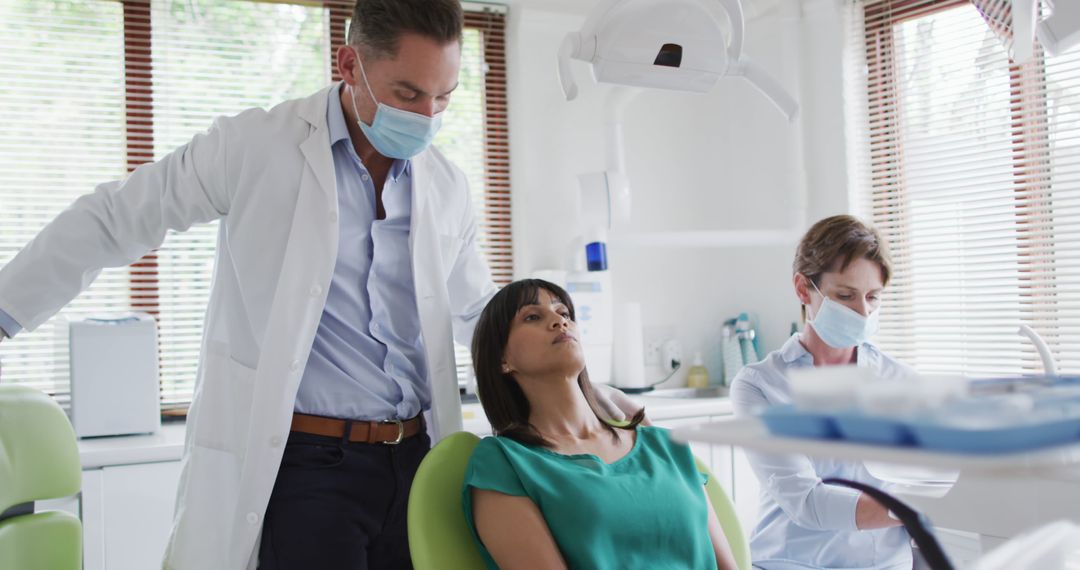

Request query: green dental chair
[
  {"left": 0, "top": 385, "right": 83, "bottom": 570},
  {"left": 408, "top": 431, "right": 751, "bottom": 570}
]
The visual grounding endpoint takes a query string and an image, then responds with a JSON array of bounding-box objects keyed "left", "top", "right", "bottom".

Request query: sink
[{"left": 639, "top": 386, "right": 729, "bottom": 399}]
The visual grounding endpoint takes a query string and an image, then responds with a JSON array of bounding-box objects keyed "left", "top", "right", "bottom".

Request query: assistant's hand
[
  {"left": 855, "top": 492, "right": 903, "bottom": 529},
  {"left": 592, "top": 383, "right": 647, "bottom": 424}
]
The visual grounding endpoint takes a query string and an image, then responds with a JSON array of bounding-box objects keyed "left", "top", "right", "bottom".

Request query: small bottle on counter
[{"left": 686, "top": 352, "right": 710, "bottom": 389}]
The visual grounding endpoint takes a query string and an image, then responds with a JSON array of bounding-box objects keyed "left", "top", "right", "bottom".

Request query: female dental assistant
[{"left": 730, "top": 215, "right": 913, "bottom": 570}]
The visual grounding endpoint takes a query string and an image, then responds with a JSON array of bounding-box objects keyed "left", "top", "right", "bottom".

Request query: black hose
[{"left": 823, "top": 478, "right": 954, "bottom": 570}]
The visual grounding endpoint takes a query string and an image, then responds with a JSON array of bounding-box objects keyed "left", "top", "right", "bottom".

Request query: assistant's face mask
[
  {"left": 806, "top": 280, "right": 880, "bottom": 349},
  {"left": 351, "top": 53, "right": 443, "bottom": 159}
]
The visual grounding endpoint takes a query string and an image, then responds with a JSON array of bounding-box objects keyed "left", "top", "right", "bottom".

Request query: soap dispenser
[{"left": 686, "top": 352, "right": 710, "bottom": 389}]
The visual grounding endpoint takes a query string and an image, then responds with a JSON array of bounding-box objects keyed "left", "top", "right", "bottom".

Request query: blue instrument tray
[
  {"left": 908, "top": 417, "right": 1080, "bottom": 454},
  {"left": 833, "top": 411, "right": 915, "bottom": 446},
  {"left": 760, "top": 405, "right": 840, "bottom": 440}
]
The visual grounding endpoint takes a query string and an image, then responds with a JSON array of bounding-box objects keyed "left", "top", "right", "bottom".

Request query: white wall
[{"left": 505, "top": 0, "right": 851, "bottom": 386}]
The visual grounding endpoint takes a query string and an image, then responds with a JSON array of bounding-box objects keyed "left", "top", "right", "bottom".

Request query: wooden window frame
[{"left": 862, "top": 0, "right": 1059, "bottom": 372}]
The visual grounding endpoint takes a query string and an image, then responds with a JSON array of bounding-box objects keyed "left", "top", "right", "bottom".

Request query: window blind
[
  {"left": 846, "top": 0, "right": 1080, "bottom": 376},
  {"left": 0, "top": 0, "right": 130, "bottom": 405},
  {"left": 0, "top": 0, "right": 513, "bottom": 408},
  {"left": 455, "top": 8, "right": 512, "bottom": 386},
  {"left": 146, "top": 0, "right": 330, "bottom": 408}
]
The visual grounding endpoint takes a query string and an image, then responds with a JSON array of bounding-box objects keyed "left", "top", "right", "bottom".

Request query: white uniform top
[{"left": 730, "top": 334, "right": 914, "bottom": 570}]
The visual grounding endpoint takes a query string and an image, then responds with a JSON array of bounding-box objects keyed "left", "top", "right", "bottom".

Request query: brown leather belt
[{"left": 290, "top": 412, "right": 424, "bottom": 445}]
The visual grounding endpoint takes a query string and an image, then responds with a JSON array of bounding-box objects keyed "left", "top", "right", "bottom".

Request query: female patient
[{"left": 462, "top": 279, "right": 738, "bottom": 570}]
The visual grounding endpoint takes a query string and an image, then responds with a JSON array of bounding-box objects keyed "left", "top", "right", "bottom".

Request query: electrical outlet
[
  {"left": 643, "top": 326, "right": 676, "bottom": 366},
  {"left": 661, "top": 339, "right": 683, "bottom": 373},
  {"left": 644, "top": 338, "right": 663, "bottom": 366}
]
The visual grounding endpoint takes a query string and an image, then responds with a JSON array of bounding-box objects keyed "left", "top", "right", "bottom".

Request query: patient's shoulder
[
  {"left": 474, "top": 433, "right": 529, "bottom": 453},
  {"left": 635, "top": 426, "right": 694, "bottom": 459},
  {"left": 468, "top": 435, "right": 535, "bottom": 471},
  {"left": 470, "top": 434, "right": 512, "bottom": 459},
  {"left": 464, "top": 435, "right": 531, "bottom": 498}
]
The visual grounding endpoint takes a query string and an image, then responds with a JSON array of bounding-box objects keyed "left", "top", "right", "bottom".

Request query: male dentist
[{"left": 1, "top": 1, "right": 522, "bottom": 568}]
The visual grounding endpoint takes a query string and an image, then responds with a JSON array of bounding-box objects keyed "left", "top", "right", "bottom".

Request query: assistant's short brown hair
[
  {"left": 794, "top": 215, "right": 892, "bottom": 318},
  {"left": 348, "top": 0, "right": 464, "bottom": 58}
]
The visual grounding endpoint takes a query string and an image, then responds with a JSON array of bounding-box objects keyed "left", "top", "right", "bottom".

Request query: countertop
[
  {"left": 78, "top": 423, "right": 188, "bottom": 469},
  {"left": 77, "top": 393, "right": 733, "bottom": 469}
]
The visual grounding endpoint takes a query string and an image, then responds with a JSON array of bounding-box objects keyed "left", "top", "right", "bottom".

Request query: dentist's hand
[{"left": 593, "top": 383, "right": 648, "bottom": 425}]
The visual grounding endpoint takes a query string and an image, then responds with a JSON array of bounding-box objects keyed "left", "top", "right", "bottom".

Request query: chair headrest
[{"left": 0, "top": 386, "right": 81, "bottom": 512}]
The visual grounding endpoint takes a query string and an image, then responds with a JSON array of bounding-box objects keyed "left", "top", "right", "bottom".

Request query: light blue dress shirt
[
  {"left": 291, "top": 83, "right": 430, "bottom": 421},
  {"left": 0, "top": 310, "right": 20, "bottom": 338},
  {"left": 730, "top": 334, "right": 914, "bottom": 570}
]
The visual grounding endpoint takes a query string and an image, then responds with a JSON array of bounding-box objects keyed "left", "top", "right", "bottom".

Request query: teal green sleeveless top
[{"left": 462, "top": 426, "right": 717, "bottom": 569}]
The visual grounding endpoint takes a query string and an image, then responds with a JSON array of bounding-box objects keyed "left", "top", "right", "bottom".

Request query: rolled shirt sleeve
[
  {"left": 731, "top": 367, "right": 861, "bottom": 532},
  {"left": 744, "top": 446, "right": 861, "bottom": 531}
]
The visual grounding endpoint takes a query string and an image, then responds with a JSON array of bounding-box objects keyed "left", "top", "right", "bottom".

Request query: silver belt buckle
[{"left": 381, "top": 419, "right": 404, "bottom": 445}]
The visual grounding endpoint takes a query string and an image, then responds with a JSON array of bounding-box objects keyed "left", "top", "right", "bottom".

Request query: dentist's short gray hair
[{"left": 348, "top": 0, "right": 464, "bottom": 59}]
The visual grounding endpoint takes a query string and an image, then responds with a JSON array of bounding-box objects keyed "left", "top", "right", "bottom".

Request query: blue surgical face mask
[
  {"left": 807, "top": 280, "right": 880, "bottom": 349},
  {"left": 351, "top": 54, "right": 443, "bottom": 159}
]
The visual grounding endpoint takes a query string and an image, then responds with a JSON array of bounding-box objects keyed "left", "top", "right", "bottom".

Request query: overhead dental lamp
[
  {"left": 558, "top": 0, "right": 803, "bottom": 387},
  {"left": 556, "top": 0, "right": 799, "bottom": 121},
  {"left": 977, "top": 0, "right": 1080, "bottom": 62},
  {"left": 1038, "top": 0, "right": 1080, "bottom": 57},
  {"left": 559, "top": 0, "right": 801, "bottom": 243}
]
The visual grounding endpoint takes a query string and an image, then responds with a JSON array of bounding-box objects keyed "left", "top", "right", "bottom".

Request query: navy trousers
[{"left": 258, "top": 430, "right": 431, "bottom": 569}]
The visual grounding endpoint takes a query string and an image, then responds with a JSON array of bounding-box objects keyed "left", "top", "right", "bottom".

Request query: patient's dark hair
[{"left": 471, "top": 279, "right": 645, "bottom": 447}]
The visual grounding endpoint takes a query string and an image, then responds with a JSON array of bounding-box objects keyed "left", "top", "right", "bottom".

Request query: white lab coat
[{"left": 0, "top": 85, "right": 496, "bottom": 569}]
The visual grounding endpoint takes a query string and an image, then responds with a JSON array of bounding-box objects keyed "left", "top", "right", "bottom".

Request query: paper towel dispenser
[{"left": 69, "top": 313, "right": 160, "bottom": 438}]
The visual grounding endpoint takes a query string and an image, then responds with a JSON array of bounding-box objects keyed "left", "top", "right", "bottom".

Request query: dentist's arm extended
[
  {"left": 0, "top": 116, "right": 232, "bottom": 334},
  {"left": 471, "top": 488, "right": 567, "bottom": 570}
]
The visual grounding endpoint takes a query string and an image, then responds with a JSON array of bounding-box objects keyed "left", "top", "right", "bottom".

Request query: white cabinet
[
  {"left": 81, "top": 469, "right": 105, "bottom": 570},
  {"left": 731, "top": 447, "right": 760, "bottom": 534},
  {"left": 81, "top": 461, "right": 182, "bottom": 570},
  {"left": 712, "top": 444, "right": 734, "bottom": 509}
]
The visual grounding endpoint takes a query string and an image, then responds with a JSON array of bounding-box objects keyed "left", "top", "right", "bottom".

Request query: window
[
  {"left": 0, "top": 0, "right": 511, "bottom": 410},
  {"left": 846, "top": 0, "right": 1080, "bottom": 376}
]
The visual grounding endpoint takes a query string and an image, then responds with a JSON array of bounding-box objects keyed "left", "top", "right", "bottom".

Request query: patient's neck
[{"left": 518, "top": 373, "right": 606, "bottom": 441}]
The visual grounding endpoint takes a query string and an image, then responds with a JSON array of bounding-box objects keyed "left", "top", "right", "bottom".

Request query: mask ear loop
[
  {"left": 348, "top": 48, "right": 380, "bottom": 129},
  {"left": 354, "top": 49, "right": 380, "bottom": 106},
  {"left": 805, "top": 277, "right": 826, "bottom": 322}
]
